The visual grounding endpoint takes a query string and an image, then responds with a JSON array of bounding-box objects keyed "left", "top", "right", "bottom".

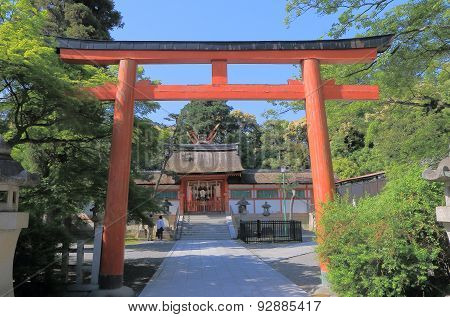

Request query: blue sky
[{"left": 110, "top": 0, "right": 340, "bottom": 124}]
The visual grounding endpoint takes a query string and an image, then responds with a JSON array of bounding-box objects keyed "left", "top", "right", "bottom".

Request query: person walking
[{"left": 156, "top": 215, "right": 165, "bottom": 240}]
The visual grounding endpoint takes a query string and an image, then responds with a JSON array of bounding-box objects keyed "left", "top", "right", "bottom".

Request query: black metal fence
[{"left": 239, "top": 220, "right": 302, "bottom": 243}]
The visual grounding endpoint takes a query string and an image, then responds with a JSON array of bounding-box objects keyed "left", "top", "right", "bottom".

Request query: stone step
[
  {"left": 183, "top": 228, "right": 227, "bottom": 230},
  {"left": 181, "top": 237, "right": 230, "bottom": 240},
  {"left": 183, "top": 227, "right": 227, "bottom": 230},
  {"left": 184, "top": 224, "right": 226, "bottom": 226},
  {"left": 183, "top": 232, "right": 229, "bottom": 236},
  {"left": 180, "top": 214, "right": 230, "bottom": 240},
  {"left": 182, "top": 231, "right": 229, "bottom": 233},
  {"left": 183, "top": 223, "right": 227, "bottom": 225},
  {"left": 182, "top": 224, "right": 227, "bottom": 227},
  {"left": 182, "top": 233, "right": 230, "bottom": 237},
  {"left": 183, "top": 221, "right": 227, "bottom": 223},
  {"left": 182, "top": 232, "right": 230, "bottom": 235},
  {"left": 183, "top": 227, "right": 228, "bottom": 232}
]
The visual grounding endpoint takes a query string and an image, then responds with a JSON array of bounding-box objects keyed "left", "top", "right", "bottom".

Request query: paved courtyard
[
  {"left": 140, "top": 240, "right": 308, "bottom": 297},
  {"left": 243, "top": 232, "right": 322, "bottom": 294}
]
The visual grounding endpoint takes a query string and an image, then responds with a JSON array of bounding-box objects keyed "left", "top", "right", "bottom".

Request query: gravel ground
[
  {"left": 60, "top": 240, "right": 175, "bottom": 296},
  {"left": 123, "top": 241, "right": 175, "bottom": 295}
]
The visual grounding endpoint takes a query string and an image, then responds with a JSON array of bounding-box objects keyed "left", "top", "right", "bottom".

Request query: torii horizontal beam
[
  {"left": 60, "top": 48, "right": 378, "bottom": 65},
  {"left": 54, "top": 35, "right": 394, "bottom": 291},
  {"left": 88, "top": 80, "right": 378, "bottom": 101}
]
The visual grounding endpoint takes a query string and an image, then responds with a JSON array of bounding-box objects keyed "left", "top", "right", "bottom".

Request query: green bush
[{"left": 318, "top": 164, "right": 450, "bottom": 296}]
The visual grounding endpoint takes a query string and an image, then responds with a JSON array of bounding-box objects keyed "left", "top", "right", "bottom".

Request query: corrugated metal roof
[
  {"left": 55, "top": 34, "right": 394, "bottom": 53},
  {"left": 229, "top": 170, "right": 313, "bottom": 184},
  {"left": 335, "top": 171, "right": 385, "bottom": 185}
]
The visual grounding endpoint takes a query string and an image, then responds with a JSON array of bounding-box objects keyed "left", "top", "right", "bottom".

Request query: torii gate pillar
[
  {"left": 302, "top": 59, "right": 335, "bottom": 274},
  {"left": 99, "top": 59, "right": 137, "bottom": 290},
  {"left": 55, "top": 35, "right": 393, "bottom": 292}
]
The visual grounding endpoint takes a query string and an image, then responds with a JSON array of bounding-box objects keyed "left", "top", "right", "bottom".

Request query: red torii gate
[{"left": 56, "top": 35, "right": 393, "bottom": 291}]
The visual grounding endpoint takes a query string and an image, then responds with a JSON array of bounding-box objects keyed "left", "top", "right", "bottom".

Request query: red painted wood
[
  {"left": 223, "top": 179, "right": 229, "bottom": 213},
  {"left": 100, "top": 59, "right": 137, "bottom": 283},
  {"left": 302, "top": 59, "right": 335, "bottom": 272},
  {"left": 178, "top": 175, "right": 230, "bottom": 213},
  {"left": 88, "top": 80, "right": 378, "bottom": 101},
  {"left": 59, "top": 48, "right": 377, "bottom": 65},
  {"left": 179, "top": 179, "right": 186, "bottom": 214},
  {"left": 212, "top": 60, "right": 228, "bottom": 85},
  {"left": 58, "top": 43, "right": 383, "bottom": 284}
]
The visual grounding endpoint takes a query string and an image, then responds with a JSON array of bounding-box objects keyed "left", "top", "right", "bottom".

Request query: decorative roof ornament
[{"left": 187, "top": 124, "right": 220, "bottom": 144}]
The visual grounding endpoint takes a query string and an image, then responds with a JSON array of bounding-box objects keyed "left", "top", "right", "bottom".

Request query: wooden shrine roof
[
  {"left": 165, "top": 143, "right": 244, "bottom": 174},
  {"left": 136, "top": 169, "right": 315, "bottom": 186}
]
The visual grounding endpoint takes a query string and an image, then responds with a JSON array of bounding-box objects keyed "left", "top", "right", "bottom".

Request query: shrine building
[
  {"left": 137, "top": 141, "right": 315, "bottom": 228},
  {"left": 55, "top": 34, "right": 393, "bottom": 288}
]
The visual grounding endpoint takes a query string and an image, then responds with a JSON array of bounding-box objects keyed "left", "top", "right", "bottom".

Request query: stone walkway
[
  {"left": 139, "top": 240, "right": 308, "bottom": 297},
  {"left": 244, "top": 236, "right": 322, "bottom": 295}
]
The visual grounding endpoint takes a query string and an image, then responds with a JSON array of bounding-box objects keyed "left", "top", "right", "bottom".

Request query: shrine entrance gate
[{"left": 56, "top": 35, "right": 393, "bottom": 290}]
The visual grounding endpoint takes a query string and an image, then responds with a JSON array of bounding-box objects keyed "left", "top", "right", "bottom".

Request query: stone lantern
[
  {"left": 162, "top": 198, "right": 172, "bottom": 213},
  {"left": 236, "top": 197, "right": 250, "bottom": 214},
  {"left": 262, "top": 201, "right": 272, "bottom": 216},
  {"left": 0, "top": 137, "right": 38, "bottom": 296},
  {"left": 422, "top": 156, "right": 450, "bottom": 242}
]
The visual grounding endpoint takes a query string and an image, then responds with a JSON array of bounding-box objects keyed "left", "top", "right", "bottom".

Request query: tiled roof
[{"left": 56, "top": 35, "right": 394, "bottom": 53}]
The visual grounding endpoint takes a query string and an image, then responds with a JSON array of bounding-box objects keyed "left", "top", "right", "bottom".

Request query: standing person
[
  {"left": 156, "top": 215, "right": 165, "bottom": 240},
  {"left": 145, "top": 213, "right": 154, "bottom": 241}
]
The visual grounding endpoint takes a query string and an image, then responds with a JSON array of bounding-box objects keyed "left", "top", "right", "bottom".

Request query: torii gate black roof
[{"left": 55, "top": 34, "right": 394, "bottom": 53}]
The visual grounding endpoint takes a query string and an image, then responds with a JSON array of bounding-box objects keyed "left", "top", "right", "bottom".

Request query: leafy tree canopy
[
  {"left": 284, "top": 0, "right": 449, "bottom": 178},
  {"left": 318, "top": 164, "right": 450, "bottom": 296},
  {"left": 31, "top": 0, "right": 123, "bottom": 39},
  {"left": 175, "top": 100, "right": 237, "bottom": 144},
  {"left": 0, "top": 0, "right": 159, "bottom": 294},
  {"left": 173, "top": 101, "right": 310, "bottom": 171}
]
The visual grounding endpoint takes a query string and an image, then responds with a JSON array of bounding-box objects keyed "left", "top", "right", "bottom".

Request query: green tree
[
  {"left": 285, "top": 1, "right": 450, "bottom": 296},
  {"left": 284, "top": 0, "right": 449, "bottom": 178},
  {"left": 175, "top": 100, "right": 238, "bottom": 143},
  {"left": 260, "top": 119, "right": 309, "bottom": 171},
  {"left": 260, "top": 119, "right": 289, "bottom": 169},
  {"left": 318, "top": 164, "right": 450, "bottom": 296},
  {"left": 0, "top": 0, "right": 159, "bottom": 294},
  {"left": 31, "top": 0, "right": 123, "bottom": 39},
  {"left": 229, "top": 110, "right": 262, "bottom": 169}
]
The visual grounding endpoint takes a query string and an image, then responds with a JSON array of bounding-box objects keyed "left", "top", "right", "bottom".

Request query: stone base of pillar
[
  {"left": 0, "top": 212, "right": 29, "bottom": 297},
  {"left": 89, "top": 286, "right": 135, "bottom": 297},
  {"left": 311, "top": 271, "right": 333, "bottom": 297},
  {"left": 320, "top": 270, "right": 329, "bottom": 286},
  {"left": 436, "top": 206, "right": 450, "bottom": 241}
]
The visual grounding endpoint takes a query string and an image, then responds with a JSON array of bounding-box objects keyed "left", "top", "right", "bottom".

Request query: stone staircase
[{"left": 180, "top": 214, "right": 231, "bottom": 240}]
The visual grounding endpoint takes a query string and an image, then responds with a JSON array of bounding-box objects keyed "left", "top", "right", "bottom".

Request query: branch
[
  {"left": 2, "top": 78, "right": 24, "bottom": 130},
  {"left": 15, "top": 134, "right": 110, "bottom": 145}
]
